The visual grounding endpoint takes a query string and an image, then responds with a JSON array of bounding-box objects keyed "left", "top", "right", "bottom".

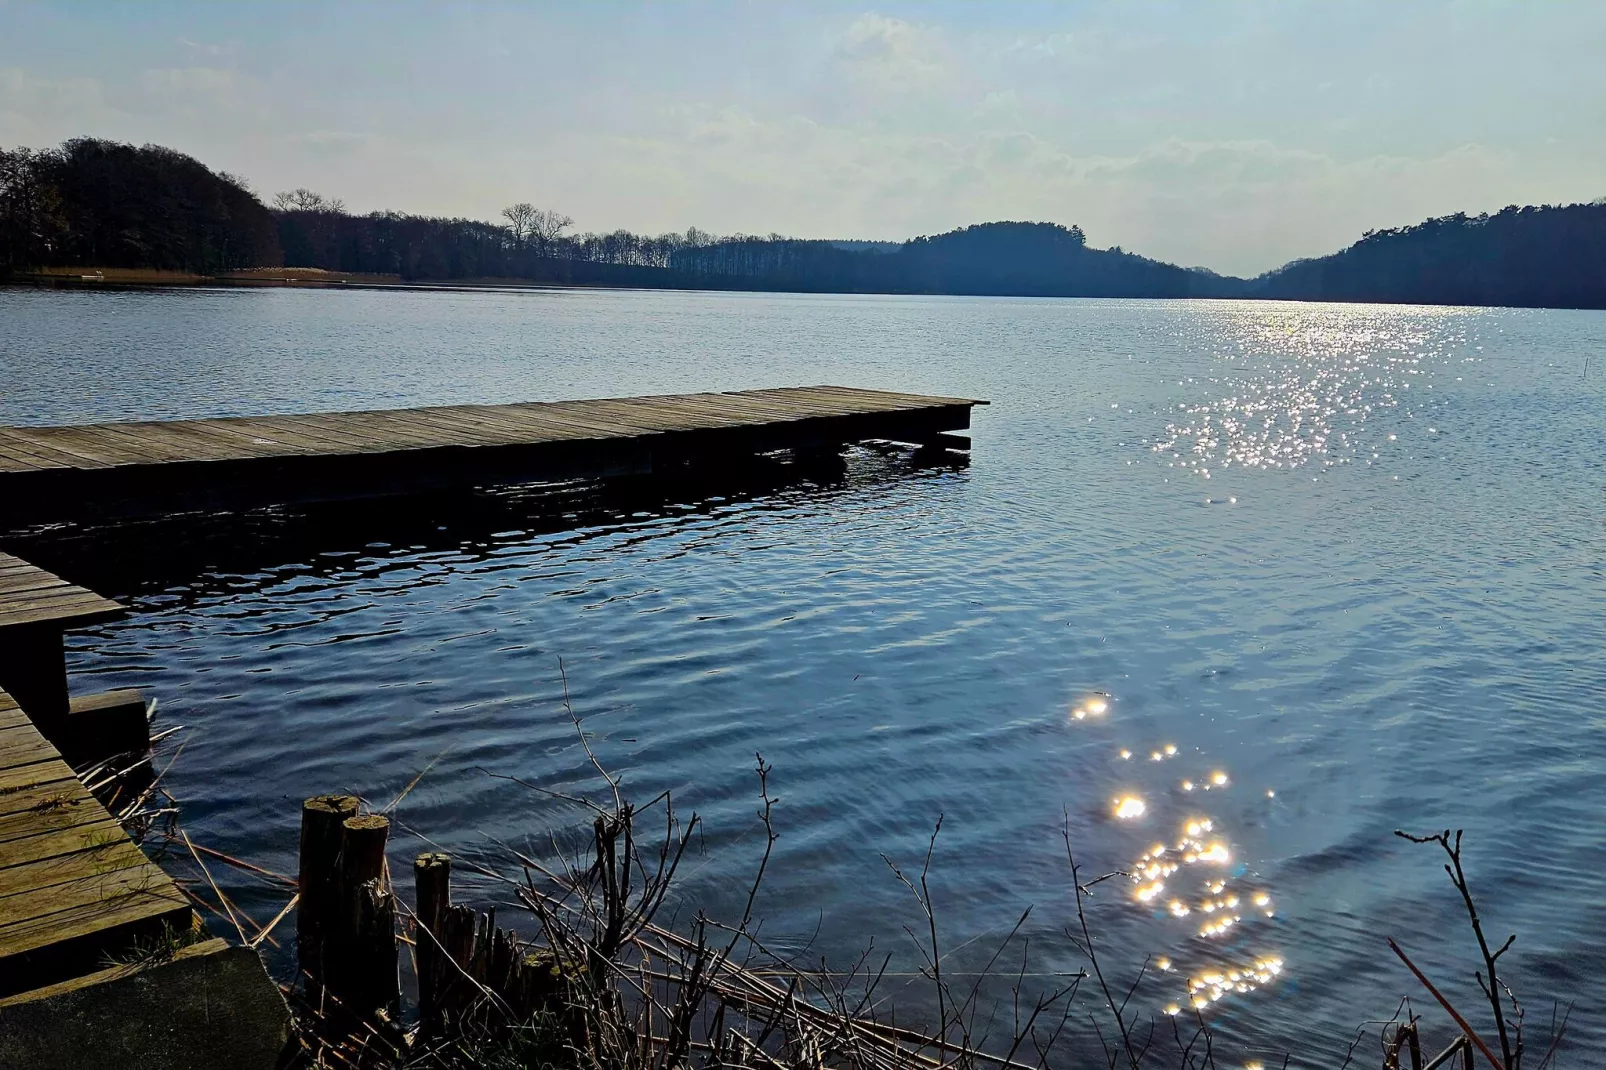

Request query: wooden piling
[
  {"left": 327, "top": 813, "right": 391, "bottom": 1017},
  {"left": 349, "top": 878, "right": 399, "bottom": 1019},
  {"left": 301, "top": 814, "right": 573, "bottom": 1039},
  {"left": 338, "top": 814, "right": 390, "bottom": 890},
  {"left": 297, "top": 794, "right": 359, "bottom": 995},
  {"left": 439, "top": 904, "right": 478, "bottom": 1022},
  {"left": 414, "top": 852, "right": 451, "bottom": 1029}
]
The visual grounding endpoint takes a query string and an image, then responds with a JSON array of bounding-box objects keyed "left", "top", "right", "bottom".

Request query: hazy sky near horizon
[{"left": 3, "top": 1, "right": 1603, "bottom": 276}]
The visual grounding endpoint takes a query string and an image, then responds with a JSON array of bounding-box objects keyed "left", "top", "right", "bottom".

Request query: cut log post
[
  {"left": 297, "top": 794, "right": 359, "bottom": 997},
  {"left": 327, "top": 813, "right": 390, "bottom": 1015},
  {"left": 513, "top": 949, "right": 564, "bottom": 1019},
  {"left": 439, "top": 903, "right": 478, "bottom": 1023},
  {"left": 338, "top": 814, "right": 390, "bottom": 890},
  {"left": 414, "top": 852, "right": 451, "bottom": 1031},
  {"left": 349, "top": 877, "right": 400, "bottom": 1021}
]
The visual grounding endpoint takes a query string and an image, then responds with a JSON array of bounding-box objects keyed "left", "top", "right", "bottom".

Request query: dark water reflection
[{"left": 3, "top": 287, "right": 1604, "bottom": 1061}]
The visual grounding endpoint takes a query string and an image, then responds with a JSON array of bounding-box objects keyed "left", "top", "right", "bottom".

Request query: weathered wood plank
[
  {"left": 0, "top": 818, "right": 129, "bottom": 870},
  {"left": 0, "top": 594, "right": 124, "bottom": 631},
  {"left": 1, "top": 428, "right": 134, "bottom": 468},
  {"left": 0, "top": 574, "right": 72, "bottom": 597},
  {"left": 0, "top": 762, "right": 91, "bottom": 816},
  {"left": 0, "top": 727, "right": 63, "bottom": 773},
  {"left": 0, "top": 431, "right": 112, "bottom": 470},
  {"left": 0, "top": 680, "right": 198, "bottom": 993},
  {"left": 0, "top": 555, "right": 124, "bottom": 634},
  {"left": 0, "top": 435, "right": 65, "bottom": 471},
  {"left": 0, "top": 703, "right": 33, "bottom": 732},
  {"left": 0, "top": 387, "right": 985, "bottom": 521},
  {"left": 0, "top": 840, "right": 153, "bottom": 900},
  {"left": 0, "top": 761, "right": 89, "bottom": 812},
  {"left": 0, "top": 877, "right": 190, "bottom": 958},
  {"left": 0, "top": 788, "right": 104, "bottom": 845},
  {"left": 1, "top": 388, "right": 987, "bottom": 464}
]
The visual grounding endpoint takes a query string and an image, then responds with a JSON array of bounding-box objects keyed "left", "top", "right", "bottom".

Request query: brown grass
[{"left": 20, "top": 266, "right": 210, "bottom": 284}]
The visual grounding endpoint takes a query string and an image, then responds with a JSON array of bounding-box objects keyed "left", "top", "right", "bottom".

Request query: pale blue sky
[{"left": 3, "top": 1, "right": 1602, "bottom": 275}]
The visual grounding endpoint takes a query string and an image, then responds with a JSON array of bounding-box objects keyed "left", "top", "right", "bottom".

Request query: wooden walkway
[
  {"left": 0, "top": 685, "right": 192, "bottom": 996},
  {"left": 0, "top": 557, "right": 196, "bottom": 998},
  {"left": 0, "top": 554, "right": 124, "bottom": 744},
  {"left": 0, "top": 385, "right": 984, "bottom": 520},
  {"left": 0, "top": 555, "right": 124, "bottom": 632}
]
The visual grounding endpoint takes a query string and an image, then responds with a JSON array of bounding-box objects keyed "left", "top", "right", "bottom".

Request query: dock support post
[{"left": 296, "top": 794, "right": 359, "bottom": 999}]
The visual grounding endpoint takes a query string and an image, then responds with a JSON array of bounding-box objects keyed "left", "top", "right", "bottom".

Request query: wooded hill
[{"left": 3, "top": 138, "right": 1602, "bottom": 309}]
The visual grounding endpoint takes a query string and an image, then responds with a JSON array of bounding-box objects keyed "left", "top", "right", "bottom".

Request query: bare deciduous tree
[
  {"left": 502, "top": 204, "right": 572, "bottom": 257},
  {"left": 273, "top": 188, "right": 346, "bottom": 213},
  {"left": 501, "top": 202, "right": 538, "bottom": 244}
]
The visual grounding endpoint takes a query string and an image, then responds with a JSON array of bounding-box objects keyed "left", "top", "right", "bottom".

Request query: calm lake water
[{"left": 3, "top": 286, "right": 1603, "bottom": 1061}]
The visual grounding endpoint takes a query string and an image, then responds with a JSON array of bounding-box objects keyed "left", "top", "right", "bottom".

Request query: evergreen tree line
[{"left": 3, "top": 137, "right": 1604, "bottom": 309}]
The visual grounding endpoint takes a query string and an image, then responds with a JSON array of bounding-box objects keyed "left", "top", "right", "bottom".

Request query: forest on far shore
[{"left": 3, "top": 137, "right": 1604, "bottom": 309}]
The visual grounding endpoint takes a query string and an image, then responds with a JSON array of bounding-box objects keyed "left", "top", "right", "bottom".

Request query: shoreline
[{"left": 8, "top": 267, "right": 1605, "bottom": 311}]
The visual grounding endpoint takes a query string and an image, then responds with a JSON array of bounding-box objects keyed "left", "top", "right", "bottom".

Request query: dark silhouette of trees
[
  {"left": 665, "top": 222, "right": 1235, "bottom": 297},
  {"left": 273, "top": 188, "right": 345, "bottom": 213},
  {"left": 500, "top": 202, "right": 538, "bottom": 245},
  {"left": 877, "top": 221, "right": 1234, "bottom": 298},
  {"left": 0, "top": 138, "right": 279, "bottom": 274},
  {"left": 7, "top": 138, "right": 1604, "bottom": 309},
  {"left": 501, "top": 203, "right": 573, "bottom": 257},
  {"left": 1251, "top": 201, "right": 1606, "bottom": 309},
  {"left": 0, "top": 146, "right": 66, "bottom": 270}
]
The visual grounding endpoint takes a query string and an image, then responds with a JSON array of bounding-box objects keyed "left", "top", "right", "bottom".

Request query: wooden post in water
[
  {"left": 440, "top": 903, "right": 478, "bottom": 1022},
  {"left": 349, "top": 877, "right": 400, "bottom": 1020},
  {"left": 297, "top": 794, "right": 359, "bottom": 997},
  {"left": 339, "top": 814, "right": 389, "bottom": 890},
  {"left": 414, "top": 852, "right": 452, "bottom": 1030},
  {"left": 331, "top": 813, "right": 393, "bottom": 1016}
]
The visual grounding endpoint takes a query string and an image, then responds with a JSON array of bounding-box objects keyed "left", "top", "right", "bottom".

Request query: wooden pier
[
  {"left": 0, "top": 684, "right": 196, "bottom": 998},
  {"left": 0, "top": 555, "right": 200, "bottom": 999},
  {"left": 0, "top": 384, "right": 983, "bottom": 1045},
  {"left": 0, "top": 386, "right": 984, "bottom": 521},
  {"left": 0, "top": 553, "right": 292, "bottom": 1060}
]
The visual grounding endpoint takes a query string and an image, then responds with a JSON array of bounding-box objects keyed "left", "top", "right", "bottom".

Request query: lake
[{"left": 2, "top": 285, "right": 1602, "bottom": 1061}]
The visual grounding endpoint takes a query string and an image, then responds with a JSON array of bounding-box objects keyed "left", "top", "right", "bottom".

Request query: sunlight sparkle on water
[
  {"left": 1071, "top": 695, "right": 1110, "bottom": 722},
  {"left": 1117, "top": 800, "right": 1286, "bottom": 1017},
  {"left": 1113, "top": 795, "right": 1147, "bottom": 819},
  {"left": 1149, "top": 306, "right": 1457, "bottom": 479}
]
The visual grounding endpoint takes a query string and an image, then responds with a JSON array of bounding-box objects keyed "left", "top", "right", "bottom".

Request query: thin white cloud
[
  {"left": 3, "top": 3, "right": 1602, "bottom": 274},
  {"left": 832, "top": 12, "right": 946, "bottom": 89}
]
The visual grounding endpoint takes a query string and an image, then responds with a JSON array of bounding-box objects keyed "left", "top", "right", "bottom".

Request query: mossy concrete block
[{"left": 0, "top": 945, "right": 292, "bottom": 1069}]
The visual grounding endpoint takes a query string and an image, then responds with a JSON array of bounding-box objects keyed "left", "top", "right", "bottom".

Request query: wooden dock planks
[
  {"left": 0, "top": 385, "right": 983, "bottom": 474},
  {"left": 0, "top": 555, "right": 123, "bottom": 633},
  {"left": 0, "top": 686, "right": 192, "bottom": 995},
  {"left": 0, "top": 557, "right": 192, "bottom": 996},
  {"left": 0, "top": 386, "right": 986, "bottom": 521}
]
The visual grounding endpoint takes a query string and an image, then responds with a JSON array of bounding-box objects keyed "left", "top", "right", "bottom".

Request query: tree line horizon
[{"left": 3, "top": 137, "right": 1604, "bottom": 309}]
